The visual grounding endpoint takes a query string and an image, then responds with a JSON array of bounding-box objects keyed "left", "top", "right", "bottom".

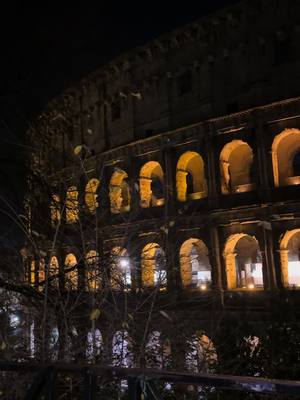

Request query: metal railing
[{"left": 1, "top": 361, "right": 300, "bottom": 399}]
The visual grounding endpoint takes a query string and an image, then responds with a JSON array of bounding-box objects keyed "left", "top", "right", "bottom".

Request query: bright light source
[
  {"left": 248, "top": 284, "right": 255, "bottom": 289},
  {"left": 200, "top": 284, "right": 207, "bottom": 290},
  {"left": 119, "top": 258, "right": 129, "bottom": 268}
]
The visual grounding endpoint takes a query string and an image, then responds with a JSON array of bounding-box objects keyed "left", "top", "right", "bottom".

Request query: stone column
[
  {"left": 225, "top": 253, "right": 237, "bottom": 290},
  {"left": 279, "top": 249, "right": 289, "bottom": 288}
]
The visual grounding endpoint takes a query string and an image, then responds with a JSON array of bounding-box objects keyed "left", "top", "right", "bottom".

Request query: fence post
[
  {"left": 128, "top": 376, "right": 142, "bottom": 400},
  {"left": 84, "top": 368, "right": 96, "bottom": 400}
]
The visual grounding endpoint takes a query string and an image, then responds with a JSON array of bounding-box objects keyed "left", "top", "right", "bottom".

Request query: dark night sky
[{"left": 0, "top": 1, "right": 238, "bottom": 246}]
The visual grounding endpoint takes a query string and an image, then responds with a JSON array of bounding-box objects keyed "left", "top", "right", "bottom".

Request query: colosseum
[{"left": 24, "top": 0, "right": 300, "bottom": 378}]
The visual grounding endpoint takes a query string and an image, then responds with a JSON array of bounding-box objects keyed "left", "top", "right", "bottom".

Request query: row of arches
[
  {"left": 31, "top": 229, "right": 300, "bottom": 290},
  {"left": 62, "top": 327, "right": 216, "bottom": 373},
  {"left": 51, "top": 129, "right": 300, "bottom": 223}
]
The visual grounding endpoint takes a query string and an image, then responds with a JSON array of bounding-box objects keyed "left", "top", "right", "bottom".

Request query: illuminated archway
[
  {"left": 86, "top": 329, "right": 103, "bottom": 360},
  {"left": 66, "top": 186, "right": 79, "bottom": 223},
  {"left": 220, "top": 140, "right": 255, "bottom": 194},
  {"left": 186, "top": 334, "right": 217, "bottom": 373},
  {"left": 110, "top": 246, "right": 131, "bottom": 290},
  {"left": 141, "top": 243, "right": 166, "bottom": 288},
  {"left": 180, "top": 238, "right": 211, "bottom": 289},
  {"left": 64, "top": 253, "right": 78, "bottom": 290},
  {"left": 109, "top": 169, "right": 130, "bottom": 214},
  {"left": 223, "top": 234, "right": 263, "bottom": 289},
  {"left": 49, "top": 256, "right": 59, "bottom": 287},
  {"left": 50, "top": 194, "right": 61, "bottom": 225},
  {"left": 272, "top": 129, "right": 300, "bottom": 186},
  {"left": 145, "top": 331, "right": 171, "bottom": 369},
  {"left": 139, "top": 161, "right": 164, "bottom": 208},
  {"left": 280, "top": 229, "right": 300, "bottom": 287},
  {"left": 112, "top": 331, "right": 133, "bottom": 367},
  {"left": 85, "top": 179, "right": 99, "bottom": 214},
  {"left": 176, "top": 151, "right": 207, "bottom": 202},
  {"left": 86, "top": 250, "right": 100, "bottom": 291}
]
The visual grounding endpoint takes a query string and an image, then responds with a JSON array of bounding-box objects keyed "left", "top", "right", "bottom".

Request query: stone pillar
[
  {"left": 205, "top": 124, "right": 218, "bottom": 208},
  {"left": 261, "top": 224, "right": 277, "bottom": 290},
  {"left": 225, "top": 253, "right": 237, "bottom": 290},
  {"left": 279, "top": 249, "right": 289, "bottom": 287}
]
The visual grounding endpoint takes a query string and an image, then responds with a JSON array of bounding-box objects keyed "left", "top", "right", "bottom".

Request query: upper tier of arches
[{"left": 50, "top": 128, "right": 300, "bottom": 224}]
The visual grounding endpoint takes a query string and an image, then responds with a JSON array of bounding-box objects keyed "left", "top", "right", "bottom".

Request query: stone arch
[
  {"left": 112, "top": 330, "right": 133, "bottom": 367},
  {"left": 85, "top": 178, "right": 99, "bottom": 214},
  {"left": 139, "top": 161, "right": 164, "bottom": 208},
  {"left": 50, "top": 194, "right": 61, "bottom": 225},
  {"left": 272, "top": 128, "right": 300, "bottom": 187},
  {"left": 64, "top": 253, "right": 78, "bottom": 290},
  {"left": 49, "top": 256, "right": 59, "bottom": 287},
  {"left": 223, "top": 234, "right": 263, "bottom": 289},
  {"left": 86, "top": 250, "right": 100, "bottom": 291},
  {"left": 109, "top": 168, "right": 130, "bottom": 214},
  {"left": 145, "top": 331, "right": 171, "bottom": 368},
  {"left": 180, "top": 238, "right": 212, "bottom": 289},
  {"left": 141, "top": 243, "right": 166, "bottom": 288},
  {"left": 220, "top": 140, "right": 255, "bottom": 194},
  {"left": 186, "top": 333, "right": 217, "bottom": 373},
  {"left": 86, "top": 329, "right": 103, "bottom": 361},
  {"left": 280, "top": 229, "right": 300, "bottom": 287},
  {"left": 176, "top": 151, "right": 207, "bottom": 202},
  {"left": 110, "top": 246, "right": 131, "bottom": 290},
  {"left": 66, "top": 186, "right": 79, "bottom": 223}
]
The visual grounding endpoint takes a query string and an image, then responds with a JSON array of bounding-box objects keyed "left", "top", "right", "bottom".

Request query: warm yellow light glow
[
  {"left": 200, "top": 284, "right": 207, "bottom": 290},
  {"left": 85, "top": 179, "right": 99, "bottom": 214},
  {"left": 219, "top": 140, "right": 254, "bottom": 194},
  {"left": 248, "top": 283, "right": 255, "bottom": 289},
  {"left": 272, "top": 128, "right": 300, "bottom": 187},
  {"left": 64, "top": 253, "right": 78, "bottom": 289},
  {"left": 176, "top": 151, "right": 207, "bottom": 202},
  {"left": 86, "top": 250, "right": 100, "bottom": 291},
  {"left": 50, "top": 194, "right": 61, "bottom": 224},
  {"left": 139, "top": 161, "right": 164, "bottom": 208},
  {"left": 142, "top": 243, "right": 166, "bottom": 287},
  {"left": 109, "top": 169, "right": 130, "bottom": 214},
  {"left": 66, "top": 186, "right": 79, "bottom": 223}
]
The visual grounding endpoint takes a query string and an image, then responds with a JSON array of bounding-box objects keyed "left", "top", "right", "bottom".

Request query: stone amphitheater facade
[{"left": 25, "top": 0, "right": 300, "bottom": 365}]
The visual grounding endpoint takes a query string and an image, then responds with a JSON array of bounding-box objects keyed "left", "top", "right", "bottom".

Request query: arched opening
[
  {"left": 272, "top": 128, "right": 300, "bottom": 186},
  {"left": 220, "top": 140, "right": 255, "bottom": 194},
  {"left": 176, "top": 151, "right": 207, "bottom": 202},
  {"left": 186, "top": 334, "right": 217, "bottom": 373},
  {"left": 85, "top": 178, "right": 99, "bottom": 214},
  {"left": 50, "top": 194, "right": 61, "bottom": 225},
  {"left": 49, "top": 256, "right": 59, "bottom": 287},
  {"left": 142, "top": 243, "right": 166, "bottom": 288},
  {"left": 66, "top": 186, "right": 79, "bottom": 223},
  {"left": 86, "top": 250, "right": 100, "bottom": 291},
  {"left": 86, "top": 329, "right": 103, "bottom": 361},
  {"left": 280, "top": 229, "right": 300, "bottom": 287},
  {"left": 145, "top": 331, "right": 171, "bottom": 369},
  {"left": 64, "top": 253, "right": 78, "bottom": 290},
  {"left": 112, "top": 331, "right": 133, "bottom": 367},
  {"left": 110, "top": 247, "right": 131, "bottom": 290},
  {"left": 223, "top": 234, "right": 263, "bottom": 290},
  {"left": 180, "top": 238, "right": 212, "bottom": 289},
  {"left": 139, "top": 161, "right": 164, "bottom": 208},
  {"left": 109, "top": 169, "right": 130, "bottom": 214}
]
